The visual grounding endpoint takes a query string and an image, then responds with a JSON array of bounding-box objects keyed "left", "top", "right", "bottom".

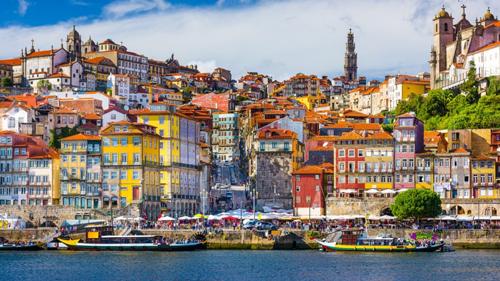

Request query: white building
[
  {"left": 0, "top": 102, "right": 32, "bottom": 133},
  {"left": 102, "top": 107, "right": 129, "bottom": 128}
]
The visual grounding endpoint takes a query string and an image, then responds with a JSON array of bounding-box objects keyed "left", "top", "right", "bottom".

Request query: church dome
[
  {"left": 483, "top": 7, "right": 494, "bottom": 20},
  {"left": 436, "top": 6, "right": 450, "bottom": 18},
  {"left": 68, "top": 25, "right": 80, "bottom": 39}
]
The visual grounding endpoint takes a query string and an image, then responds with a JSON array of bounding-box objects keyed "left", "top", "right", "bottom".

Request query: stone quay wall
[{"left": 1, "top": 228, "right": 499, "bottom": 249}]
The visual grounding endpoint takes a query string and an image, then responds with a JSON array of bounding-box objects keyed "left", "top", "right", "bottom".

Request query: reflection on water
[{"left": 1, "top": 250, "right": 499, "bottom": 281}]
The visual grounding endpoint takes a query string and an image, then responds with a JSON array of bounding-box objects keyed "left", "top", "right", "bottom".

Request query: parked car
[
  {"left": 242, "top": 219, "right": 258, "bottom": 229},
  {"left": 255, "top": 222, "right": 278, "bottom": 231}
]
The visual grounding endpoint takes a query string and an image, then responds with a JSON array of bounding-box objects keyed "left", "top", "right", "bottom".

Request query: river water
[{"left": 1, "top": 250, "right": 499, "bottom": 281}]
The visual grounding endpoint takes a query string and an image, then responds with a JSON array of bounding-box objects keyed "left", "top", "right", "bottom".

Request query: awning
[
  {"left": 158, "top": 216, "right": 175, "bottom": 221},
  {"left": 339, "top": 189, "right": 356, "bottom": 194},
  {"left": 396, "top": 188, "right": 409, "bottom": 193},
  {"left": 381, "top": 189, "right": 396, "bottom": 194}
]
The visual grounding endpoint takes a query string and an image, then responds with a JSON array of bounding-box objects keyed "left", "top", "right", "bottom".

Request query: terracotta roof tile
[{"left": 61, "top": 133, "right": 101, "bottom": 141}]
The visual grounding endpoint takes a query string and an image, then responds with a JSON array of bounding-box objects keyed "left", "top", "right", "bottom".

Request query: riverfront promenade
[{"left": 1, "top": 228, "right": 499, "bottom": 249}]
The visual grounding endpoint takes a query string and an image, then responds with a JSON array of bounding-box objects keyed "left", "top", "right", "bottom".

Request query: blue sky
[
  {"left": 0, "top": 0, "right": 498, "bottom": 80},
  {"left": 1, "top": 0, "right": 254, "bottom": 27}
]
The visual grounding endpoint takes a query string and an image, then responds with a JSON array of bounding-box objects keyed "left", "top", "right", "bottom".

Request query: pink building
[{"left": 393, "top": 112, "right": 424, "bottom": 189}]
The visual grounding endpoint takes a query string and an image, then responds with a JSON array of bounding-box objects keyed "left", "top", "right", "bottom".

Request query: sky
[{"left": 0, "top": 0, "right": 498, "bottom": 80}]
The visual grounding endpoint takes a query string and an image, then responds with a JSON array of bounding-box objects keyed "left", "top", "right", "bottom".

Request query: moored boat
[
  {"left": 316, "top": 229, "right": 444, "bottom": 253},
  {"left": 58, "top": 225, "right": 203, "bottom": 251},
  {"left": 0, "top": 242, "right": 44, "bottom": 251}
]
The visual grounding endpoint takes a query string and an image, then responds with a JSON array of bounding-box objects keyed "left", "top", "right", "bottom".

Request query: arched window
[
  {"left": 444, "top": 23, "right": 448, "bottom": 32},
  {"left": 435, "top": 24, "right": 438, "bottom": 32}
]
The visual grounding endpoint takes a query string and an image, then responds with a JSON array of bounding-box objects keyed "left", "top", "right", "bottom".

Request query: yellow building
[
  {"left": 101, "top": 121, "right": 161, "bottom": 219},
  {"left": 471, "top": 155, "right": 497, "bottom": 199},
  {"left": 60, "top": 134, "right": 102, "bottom": 209},
  {"left": 363, "top": 132, "right": 394, "bottom": 190},
  {"left": 400, "top": 80, "right": 428, "bottom": 100},
  {"left": 133, "top": 103, "right": 202, "bottom": 217}
]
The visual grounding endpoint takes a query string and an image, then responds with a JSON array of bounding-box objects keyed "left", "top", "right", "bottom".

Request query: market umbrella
[
  {"left": 380, "top": 215, "right": 395, "bottom": 220},
  {"left": 158, "top": 216, "right": 175, "bottom": 221},
  {"left": 193, "top": 214, "right": 205, "bottom": 219},
  {"left": 381, "top": 189, "right": 396, "bottom": 194},
  {"left": 207, "top": 215, "right": 219, "bottom": 221},
  {"left": 365, "top": 189, "right": 379, "bottom": 194},
  {"left": 178, "top": 216, "right": 192, "bottom": 221}
]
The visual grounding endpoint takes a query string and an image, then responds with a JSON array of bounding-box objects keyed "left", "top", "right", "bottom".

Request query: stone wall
[
  {"left": 0, "top": 205, "right": 108, "bottom": 226},
  {"left": 326, "top": 197, "right": 500, "bottom": 216}
]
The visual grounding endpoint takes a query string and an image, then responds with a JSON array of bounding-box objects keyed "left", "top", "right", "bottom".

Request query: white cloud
[
  {"left": 1, "top": 0, "right": 498, "bottom": 80},
  {"left": 187, "top": 60, "right": 218, "bottom": 73},
  {"left": 103, "top": 0, "right": 170, "bottom": 18},
  {"left": 18, "top": 0, "right": 29, "bottom": 16}
]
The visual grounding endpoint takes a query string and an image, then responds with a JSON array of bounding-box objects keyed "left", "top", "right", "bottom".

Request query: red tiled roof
[
  {"left": 49, "top": 73, "right": 70, "bottom": 78},
  {"left": 343, "top": 110, "right": 368, "bottom": 118},
  {"left": 257, "top": 128, "right": 297, "bottom": 140},
  {"left": 0, "top": 58, "right": 21, "bottom": 66},
  {"left": 61, "top": 133, "right": 101, "bottom": 141},
  {"left": 26, "top": 50, "right": 53, "bottom": 58},
  {"left": 337, "top": 131, "right": 363, "bottom": 140}
]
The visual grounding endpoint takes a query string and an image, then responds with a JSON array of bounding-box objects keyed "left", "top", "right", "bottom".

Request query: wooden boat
[
  {"left": 0, "top": 242, "right": 44, "bottom": 251},
  {"left": 316, "top": 229, "right": 444, "bottom": 253},
  {"left": 58, "top": 225, "right": 203, "bottom": 251}
]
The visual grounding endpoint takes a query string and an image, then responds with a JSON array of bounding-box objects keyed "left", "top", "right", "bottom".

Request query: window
[
  {"left": 8, "top": 117, "right": 15, "bottom": 128},
  {"left": 133, "top": 170, "right": 139, "bottom": 180},
  {"left": 358, "top": 149, "right": 364, "bottom": 157},
  {"left": 284, "top": 142, "right": 290, "bottom": 151},
  {"left": 338, "top": 149, "right": 345, "bottom": 157},
  {"left": 339, "top": 163, "right": 345, "bottom": 172},
  {"left": 133, "top": 137, "right": 140, "bottom": 146},
  {"left": 271, "top": 142, "right": 277, "bottom": 148},
  {"left": 259, "top": 142, "right": 265, "bottom": 151},
  {"left": 348, "top": 149, "right": 354, "bottom": 157},
  {"left": 121, "top": 153, "right": 127, "bottom": 164},
  {"left": 121, "top": 138, "right": 128, "bottom": 146},
  {"left": 315, "top": 175, "right": 320, "bottom": 180}
]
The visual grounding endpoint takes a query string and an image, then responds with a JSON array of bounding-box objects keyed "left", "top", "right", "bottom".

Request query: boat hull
[
  {"left": 317, "top": 241, "right": 443, "bottom": 253},
  {"left": 0, "top": 244, "right": 44, "bottom": 251},
  {"left": 58, "top": 238, "right": 203, "bottom": 251}
]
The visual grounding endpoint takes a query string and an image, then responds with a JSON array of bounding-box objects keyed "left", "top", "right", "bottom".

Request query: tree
[
  {"left": 486, "top": 77, "right": 500, "bottom": 96},
  {"left": 37, "top": 80, "right": 52, "bottom": 93},
  {"left": 394, "top": 93, "right": 424, "bottom": 116},
  {"left": 381, "top": 123, "right": 393, "bottom": 133},
  {"left": 49, "top": 126, "right": 79, "bottom": 149},
  {"left": 419, "top": 89, "right": 454, "bottom": 120},
  {"left": 390, "top": 189, "right": 442, "bottom": 221},
  {"left": 1, "top": 77, "right": 13, "bottom": 87},
  {"left": 181, "top": 86, "right": 193, "bottom": 103},
  {"left": 460, "top": 61, "right": 480, "bottom": 104}
]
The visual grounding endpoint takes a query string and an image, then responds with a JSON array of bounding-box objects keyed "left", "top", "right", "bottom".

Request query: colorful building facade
[
  {"left": 60, "top": 134, "right": 101, "bottom": 209},
  {"left": 101, "top": 121, "right": 161, "bottom": 219}
]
